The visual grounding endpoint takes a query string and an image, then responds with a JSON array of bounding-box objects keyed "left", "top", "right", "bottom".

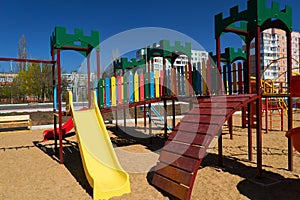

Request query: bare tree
[{"left": 17, "top": 34, "right": 28, "bottom": 71}]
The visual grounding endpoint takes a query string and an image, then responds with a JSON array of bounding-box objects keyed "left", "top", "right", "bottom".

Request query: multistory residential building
[
  {"left": 191, "top": 50, "right": 209, "bottom": 71},
  {"left": 248, "top": 28, "right": 300, "bottom": 82}
]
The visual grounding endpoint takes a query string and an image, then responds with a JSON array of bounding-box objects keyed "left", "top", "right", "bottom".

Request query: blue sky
[{"left": 0, "top": 0, "right": 299, "bottom": 73}]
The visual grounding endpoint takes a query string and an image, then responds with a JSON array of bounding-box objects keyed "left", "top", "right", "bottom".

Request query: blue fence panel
[
  {"left": 150, "top": 72, "right": 154, "bottom": 98},
  {"left": 129, "top": 73, "right": 134, "bottom": 102},
  {"left": 105, "top": 77, "right": 111, "bottom": 108},
  {"left": 54, "top": 85, "right": 58, "bottom": 110}
]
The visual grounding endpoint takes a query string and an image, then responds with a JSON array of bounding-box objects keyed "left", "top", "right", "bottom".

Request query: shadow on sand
[
  {"left": 34, "top": 126, "right": 300, "bottom": 200},
  {"left": 147, "top": 152, "right": 300, "bottom": 200},
  {"left": 106, "top": 125, "right": 166, "bottom": 152},
  {"left": 33, "top": 125, "right": 166, "bottom": 199},
  {"left": 203, "top": 153, "right": 300, "bottom": 199},
  {"left": 33, "top": 134, "right": 93, "bottom": 198}
]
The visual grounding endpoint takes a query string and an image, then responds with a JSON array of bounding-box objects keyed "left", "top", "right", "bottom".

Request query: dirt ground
[
  {"left": 1, "top": 110, "right": 300, "bottom": 200},
  {"left": 0, "top": 103, "right": 190, "bottom": 126}
]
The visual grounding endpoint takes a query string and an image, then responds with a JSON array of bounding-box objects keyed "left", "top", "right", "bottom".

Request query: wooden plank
[
  {"left": 155, "top": 162, "right": 193, "bottom": 186},
  {"left": 227, "top": 63, "right": 232, "bottom": 94},
  {"left": 105, "top": 77, "right": 111, "bottom": 107},
  {"left": 196, "top": 102, "right": 240, "bottom": 109},
  {"left": 173, "top": 122, "right": 220, "bottom": 134},
  {"left": 123, "top": 75, "right": 128, "bottom": 103},
  {"left": 159, "top": 151, "right": 198, "bottom": 172},
  {"left": 160, "top": 70, "right": 164, "bottom": 96},
  {"left": 0, "top": 115, "right": 30, "bottom": 122},
  {"left": 206, "top": 59, "right": 211, "bottom": 95},
  {"left": 154, "top": 71, "right": 160, "bottom": 98},
  {"left": 139, "top": 73, "right": 145, "bottom": 101},
  {"left": 0, "top": 115, "right": 32, "bottom": 132},
  {"left": 186, "top": 108, "right": 232, "bottom": 115},
  {"left": 164, "top": 140, "right": 206, "bottom": 159},
  {"left": 238, "top": 62, "right": 243, "bottom": 93},
  {"left": 117, "top": 76, "right": 123, "bottom": 104},
  {"left": 202, "top": 60, "right": 207, "bottom": 95},
  {"left": 111, "top": 76, "right": 116, "bottom": 106},
  {"left": 145, "top": 72, "right": 149, "bottom": 99},
  {"left": 152, "top": 173, "right": 189, "bottom": 200},
  {"left": 233, "top": 63, "right": 237, "bottom": 93},
  {"left": 150, "top": 72, "right": 155, "bottom": 98},
  {"left": 134, "top": 73, "right": 139, "bottom": 102},
  {"left": 129, "top": 73, "right": 134, "bottom": 102},
  {"left": 198, "top": 97, "right": 251, "bottom": 103},
  {"left": 181, "top": 114, "right": 224, "bottom": 124},
  {"left": 168, "top": 130, "right": 214, "bottom": 147}
]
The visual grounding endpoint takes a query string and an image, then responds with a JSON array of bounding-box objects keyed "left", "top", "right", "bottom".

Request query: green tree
[
  {"left": 39, "top": 64, "right": 53, "bottom": 102},
  {"left": 12, "top": 63, "right": 53, "bottom": 102}
]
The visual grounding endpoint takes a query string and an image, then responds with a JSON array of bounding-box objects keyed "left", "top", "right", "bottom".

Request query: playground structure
[
  {"left": 0, "top": 0, "right": 300, "bottom": 200},
  {"left": 39, "top": 0, "right": 300, "bottom": 199},
  {"left": 213, "top": 0, "right": 294, "bottom": 176},
  {"left": 151, "top": 0, "right": 299, "bottom": 199}
]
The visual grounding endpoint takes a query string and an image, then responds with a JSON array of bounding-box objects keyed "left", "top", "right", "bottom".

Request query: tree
[
  {"left": 12, "top": 63, "right": 53, "bottom": 102},
  {"left": 17, "top": 35, "right": 28, "bottom": 71},
  {"left": 39, "top": 64, "right": 53, "bottom": 102}
]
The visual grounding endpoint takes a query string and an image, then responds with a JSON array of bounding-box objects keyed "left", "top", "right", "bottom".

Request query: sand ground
[{"left": 1, "top": 112, "right": 300, "bottom": 200}]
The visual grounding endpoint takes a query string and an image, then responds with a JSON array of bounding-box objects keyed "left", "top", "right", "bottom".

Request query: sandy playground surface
[{"left": 1, "top": 112, "right": 300, "bottom": 200}]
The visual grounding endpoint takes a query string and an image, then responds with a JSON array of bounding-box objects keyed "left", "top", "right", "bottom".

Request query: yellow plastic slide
[{"left": 67, "top": 91, "right": 130, "bottom": 199}]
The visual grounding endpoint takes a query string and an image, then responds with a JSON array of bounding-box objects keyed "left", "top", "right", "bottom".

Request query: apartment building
[
  {"left": 249, "top": 28, "right": 300, "bottom": 82},
  {"left": 191, "top": 50, "right": 209, "bottom": 71}
]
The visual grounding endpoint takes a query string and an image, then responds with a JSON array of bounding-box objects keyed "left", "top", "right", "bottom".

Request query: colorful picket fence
[
  {"left": 222, "top": 61, "right": 245, "bottom": 95},
  {"left": 97, "top": 61, "right": 246, "bottom": 108}
]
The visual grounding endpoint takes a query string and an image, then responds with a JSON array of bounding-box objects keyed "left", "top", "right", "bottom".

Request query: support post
[
  {"left": 123, "top": 109, "right": 126, "bottom": 130},
  {"left": 287, "top": 31, "right": 293, "bottom": 171},
  {"left": 246, "top": 39, "right": 252, "bottom": 161},
  {"left": 255, "top": 26, "right": 262, "bottom": 178},
  {"left": 164, "top": 99, "right": 168, "bottom": 140},
  {"left": 242, "top": 107, "right": 247, "bottom": 128},
  {"left": 144, "top": 103, "right": 147, "bottom": 132},
  {"left": 87, "top": 53, "right": 91, "bottom": 108},
  {"left": 96, "top": 50, "right": 101, "bottom": 80},
  {"left": 265, "top": 98, "right": 268, "bottom": 133},
  {"left": 134, "top": 106, "right": 137, "bottom": 128},
  {"left": 51, "top": 47, "right": 58, "bottom": 156},
  {"left": 218, "top": 129, "right": 223, "bottom": 167},
  {"left": 228, "top": 117, "right": 233, "bottom": 140},
  {"left": 57, "top": 49, "right": 63, "bottom": 164},
  {"left": 115, "top": 110, "right": 118, "bottom": 131},
  {"left": 149, "top": 103, "right": 152, "bottom": 143},
  {"left": 248, "top": 104, "right": 253, "bottom": 161},
  {"left": 216, "top": 37, "right": 221, "bottom": 95}
]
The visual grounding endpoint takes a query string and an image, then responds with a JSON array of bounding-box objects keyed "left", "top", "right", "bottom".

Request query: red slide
[{"left": 43, "top": 117, "right": 74, "bottom": 141}]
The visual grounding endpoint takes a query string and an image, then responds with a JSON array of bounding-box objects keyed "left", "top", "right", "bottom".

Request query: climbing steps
[
  {"left": 264, "top": 97, "right": 285, "bottom": 132},
  {"left": 151, "top": 94, "right": 258, "bottom": 200},
  {"left": 141, "top": 103, "right": 172, "bottom": 130}
]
